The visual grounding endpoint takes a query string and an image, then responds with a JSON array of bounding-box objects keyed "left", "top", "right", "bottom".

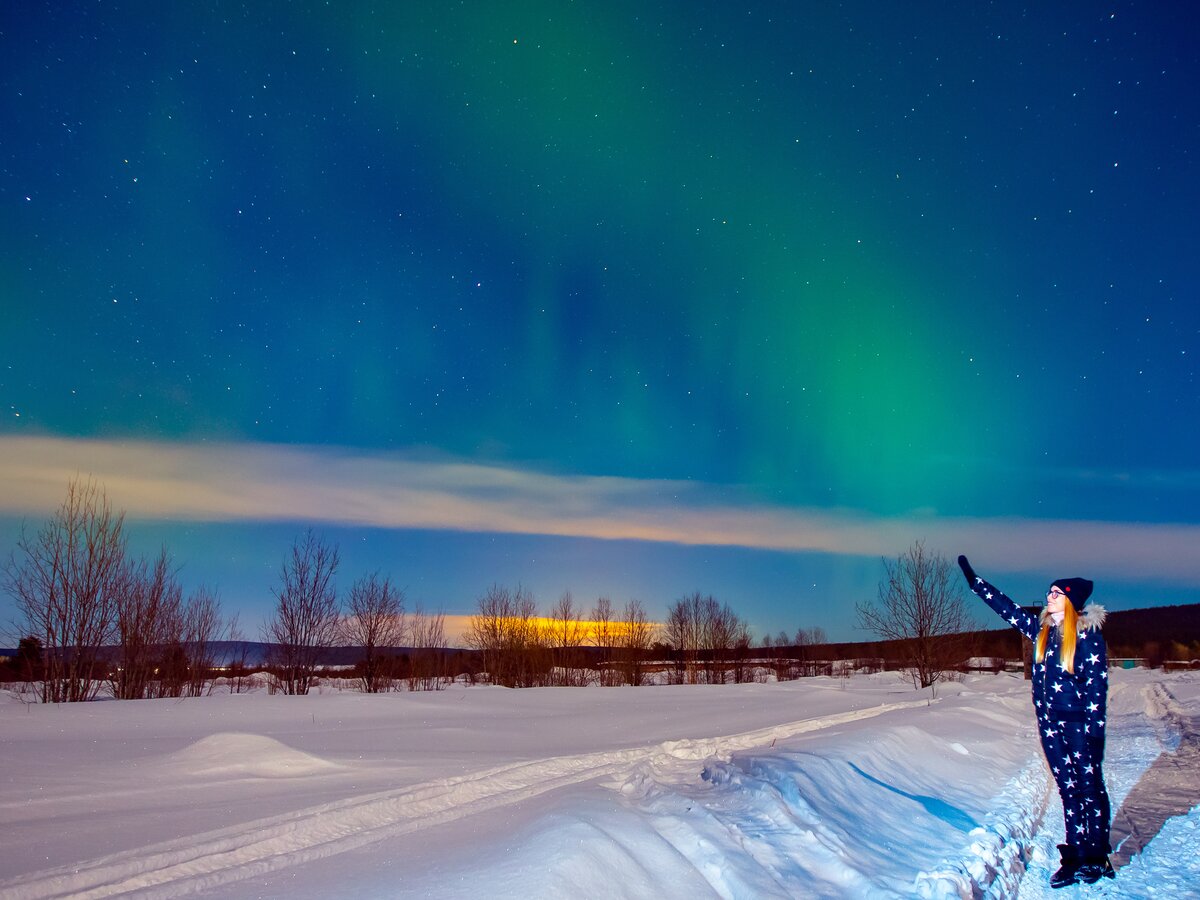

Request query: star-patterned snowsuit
[{"left": 967, "top": 574, "right": 1111, "bottom": 859}]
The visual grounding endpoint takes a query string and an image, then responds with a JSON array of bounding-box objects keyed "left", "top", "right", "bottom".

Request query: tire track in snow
[{"left": 0, "top": 697, "right": 934, "bottom": 899}]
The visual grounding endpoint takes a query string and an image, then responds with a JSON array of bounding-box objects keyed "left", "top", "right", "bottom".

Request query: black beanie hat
[{"left": 1051, "top": 577, "right": 1094, "bottom": 612}]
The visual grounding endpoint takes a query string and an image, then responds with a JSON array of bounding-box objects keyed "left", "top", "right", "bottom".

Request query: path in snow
[{"left": 0, "top": 698, "right": 933, "bottom": 900}]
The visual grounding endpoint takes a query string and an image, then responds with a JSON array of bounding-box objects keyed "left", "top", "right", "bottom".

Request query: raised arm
[{"left": 957, "top": 555, "right": 1039, "bottom": 642}]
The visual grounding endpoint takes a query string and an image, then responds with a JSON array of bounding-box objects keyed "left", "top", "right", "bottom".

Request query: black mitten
[{"left": 957, "top": 555, "right": 977, "bottom": 586}]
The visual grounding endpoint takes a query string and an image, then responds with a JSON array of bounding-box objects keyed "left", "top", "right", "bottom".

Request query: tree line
[
  {"left": 6, "top": 480, "right": 997, "bottom": 701},
  {"left": 2, "top": 478, "right": 450, "bottom": 700}
]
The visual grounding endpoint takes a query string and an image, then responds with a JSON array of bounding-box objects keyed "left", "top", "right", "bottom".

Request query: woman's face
[{"left": 1047, "top": 586, "right": 1068, "bottom": 615}]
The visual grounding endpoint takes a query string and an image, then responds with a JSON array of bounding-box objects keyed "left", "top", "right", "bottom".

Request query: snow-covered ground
[{"left": 1, "top": 669, "right": 1197, "bottom": 899}]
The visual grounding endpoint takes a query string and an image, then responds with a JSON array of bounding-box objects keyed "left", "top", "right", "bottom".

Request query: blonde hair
[{"left": 1035, "top": 600, "right": 1078, "bottom": 673}]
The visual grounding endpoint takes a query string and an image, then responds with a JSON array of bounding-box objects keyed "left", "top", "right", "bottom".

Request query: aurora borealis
[{"left": 2, "top": 2, "right": 1198, "bottom": 640}]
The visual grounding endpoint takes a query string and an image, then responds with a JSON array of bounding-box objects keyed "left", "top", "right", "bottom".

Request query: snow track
[{"left": 0, "top": 698, "right": 934, "bottom": 899}]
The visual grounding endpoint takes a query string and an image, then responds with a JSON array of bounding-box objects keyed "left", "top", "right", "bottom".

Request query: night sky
[{"left": 2, "top": 1, "right": 1198, "bottom": 642}]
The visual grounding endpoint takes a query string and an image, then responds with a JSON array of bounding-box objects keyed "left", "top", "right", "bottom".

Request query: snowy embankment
[{"left": 1, "top": 670, "right": 1197, "bottom": 899}]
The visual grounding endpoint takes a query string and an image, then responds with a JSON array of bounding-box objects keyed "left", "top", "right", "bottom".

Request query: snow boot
[
  {"left": 1049, "top": 844, "right": 1080, "bottom": 889},
  {"left": 1076, "top": 854, "right": 1116, "bottom": 884}
]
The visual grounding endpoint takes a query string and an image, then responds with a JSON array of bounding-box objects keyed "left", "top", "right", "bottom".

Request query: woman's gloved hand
[{"left": 957, "top": 555, "right": 977, "bottom": 586}]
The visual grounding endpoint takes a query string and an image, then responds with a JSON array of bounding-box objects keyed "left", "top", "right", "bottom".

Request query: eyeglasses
[{"left": 1047, "top": 588, "right": 1066, "bottom": 600}]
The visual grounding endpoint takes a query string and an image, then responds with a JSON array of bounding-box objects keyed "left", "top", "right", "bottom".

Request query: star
[
  {"left": 1009, "top": 616, "right": 1018, "bottom": 625},
  {"left": 1087, "top": 702, "right": 1099, "bottom": 713},
  {"left": 1065, "top": 777, "right": 1076, "bottom": 788},
  {"left": 1088, "top": 653, "right": 1100, "bottom": 665},
  {"left": 1084, "top": 764, "right": 1094, "bottom": 774},
  {"left": 985, "top": 591, "right": 993, "bottom": 599},
  {"left": 1053, "top": 682, "right": 1063, "bottom": 692}
]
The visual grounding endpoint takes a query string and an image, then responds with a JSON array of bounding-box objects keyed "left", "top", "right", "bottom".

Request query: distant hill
[
  {"left": 1101, "top": 603, "right": 1200, "bottom": 651},
  {"left": 801, "top": 602, "right": 1200, "bottom": 662}
]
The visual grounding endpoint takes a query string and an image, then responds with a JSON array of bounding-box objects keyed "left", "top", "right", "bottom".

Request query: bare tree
[
  {"left": 341, "top": 572, "right": 406, "bottom": 693},
  {"left": 663, "top": 594, "right": 700, "bottom": 684},
  {"left": 590, "top": 596, "right": 618, "bottom": 685},
  {"left": 615, "top": 599, "right": 656, "bottom": 685},
  {"left": 857, "top": 541, "right": 974, "bottom": 690},
  {"left": 407, "top": 603, "right": 448, "bottom": 691},
  {"left": 114, "top": 548, "right": 183, "bottom": 700},
  {"left": 549, "top": 591, "right": 588, "bottom": 686},
  {"left": 182, "top": 585, "right": 223, "bottom": 697},
  {"left": 465, "top": 584, "right": 545, "bottom": 687},
  {"left": 263, "top": 530, "right": 341, "bottom": 695},
  {"left": 223, "top": 612, "right": 254, "bottom": 694},
  {"left": 3, "top": 478, "right": 128, "bottom": 702},
  {"left": 701, "top": 597, "right": 750, "bottom": 684}
]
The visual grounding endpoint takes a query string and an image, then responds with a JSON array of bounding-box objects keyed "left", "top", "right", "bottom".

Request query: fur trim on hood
[{"left": 1040, "top": 603, "right": 1107, "bottom": 631}]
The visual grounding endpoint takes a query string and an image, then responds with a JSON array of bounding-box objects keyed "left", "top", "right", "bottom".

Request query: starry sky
[{"left": 2, "top": 1, "right": 1198, "bottom": 643}]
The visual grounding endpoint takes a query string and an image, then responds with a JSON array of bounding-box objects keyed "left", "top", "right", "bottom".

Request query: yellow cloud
[{"left": 2, "top": 435, "right": 1198, "bottom": 585}]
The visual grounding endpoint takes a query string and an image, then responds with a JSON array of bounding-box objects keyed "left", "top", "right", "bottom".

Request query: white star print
[
  {"left": 1088, "top": 702, "right": 1099, "bottom": 713},
  {"left": 1053, "top": 682, "right": 1063, "bottom": 693},
  {"left": 1088, "top": 653, "right": 1099, "bottom": 665}
]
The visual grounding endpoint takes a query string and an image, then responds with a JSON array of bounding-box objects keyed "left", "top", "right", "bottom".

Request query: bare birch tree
[
  {"left": 857, "top": 541, "right": 974, "bottom": 690},
  {"left": 3, "top": 478, "right": 128, "bottom": 702},
  {"left": 341, "top": 572, "right": 405, "bottom": 693},
  {"left": 263, "top": 530, "right": 341, "bottom": 695}
]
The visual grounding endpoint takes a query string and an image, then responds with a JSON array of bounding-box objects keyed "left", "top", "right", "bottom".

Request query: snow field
[{"left": 2, "top": 669, "right": 1197, "bottom": 899}]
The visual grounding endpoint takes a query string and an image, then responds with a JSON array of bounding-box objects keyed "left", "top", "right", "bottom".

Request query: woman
[{"left": 957, "top": 555, "right": 1114, "bottom": 888}]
